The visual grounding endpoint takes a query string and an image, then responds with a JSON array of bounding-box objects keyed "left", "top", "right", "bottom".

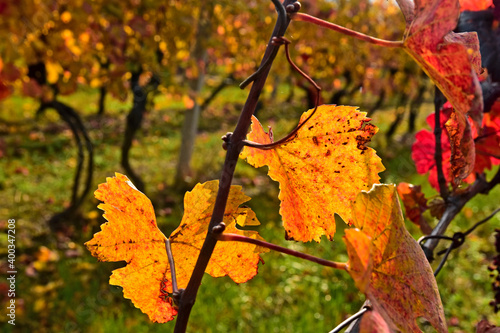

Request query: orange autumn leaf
[
  {"left": 398, "top": 0, "right": 483, "bottom": 118},
  {"left": 396, "top": 182, "right": 432, "bottom": 234},
  {"left": 85, "top": 173, "right": 173, "bottom": 323},
  {"left": 170, "top": 180, "right": 268, "bottom": 285},
  {"left": 344, "top": 184, "right": 447, "bottom": 333},
  {"left": 240, "top": 105, "right": 385, "bottom": 242},
  {"left": 85, "top": 174, "right": 267, "bottom": 323},
  {"left": 344, "top": 228, "right": 373, "bottom": 293}
]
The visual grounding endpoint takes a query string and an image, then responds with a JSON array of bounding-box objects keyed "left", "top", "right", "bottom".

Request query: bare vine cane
[
  {"left": 421, "top": 167, "right": 500, "bottom": 259},
  {"left": 243, "top": 36, "right": 322, "bottom": 150},
  {"left": 173, "top": 1, "right": 297, "bottom": 332},
  {"left": 419, "top": 207, "right": 500, "bottom": 276},
  {"left": 240, "top": 2, "right": 302, "bottom": 89}
]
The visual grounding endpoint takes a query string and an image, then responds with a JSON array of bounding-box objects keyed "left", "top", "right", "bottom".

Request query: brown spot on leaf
[{"left": 355, "top": 124, "right": 376, "bottom": 150}]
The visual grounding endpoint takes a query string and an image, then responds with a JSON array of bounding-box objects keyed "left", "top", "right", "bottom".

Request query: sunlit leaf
[
  {"left": 170, "top": 180, "right": 268, "bottom": 285},
  {"left": 399, "top": 0, "right": 483, "bottom": 119},
  {"left": 396, "top": 182, "right": 432, "bottom": 234},
  {"left": 344, "top": 228, "right": 373, "bottom": 293},
  {"left": 240, "top": 105, "right": 385, "bottom": 242},
  {"left": 85, "top": 173, "right": 173, "bottom": 323},
  {"left": 345, "top": 184, "right": 447, "bottom": 333},
  {"left": 86, "top": 174, "right": 267, "bottom": 323}
]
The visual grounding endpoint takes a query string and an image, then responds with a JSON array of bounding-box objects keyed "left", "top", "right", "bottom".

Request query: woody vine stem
[{"left": 173, "top": 1, "right": 296, "bottom": 331}]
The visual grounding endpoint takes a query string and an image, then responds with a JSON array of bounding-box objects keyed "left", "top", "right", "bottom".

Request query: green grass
[{"left": 0, "top": 86, "right": 499, "bottom": 332}]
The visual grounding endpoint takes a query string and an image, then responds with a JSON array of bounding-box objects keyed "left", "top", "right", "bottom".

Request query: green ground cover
[{"left": 0, "top": 86, "right": 499, "bottom": 332}]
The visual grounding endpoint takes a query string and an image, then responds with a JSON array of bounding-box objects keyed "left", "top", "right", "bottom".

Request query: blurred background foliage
[{"left": 0, "top": 0, "right": 498, "bottom": 332}]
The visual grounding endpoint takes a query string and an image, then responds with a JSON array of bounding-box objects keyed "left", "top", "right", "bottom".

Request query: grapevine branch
[
  {"left": 422, "top": 168, "right": 500, "bottom": 259},
  {"left": 38, "top": 100, "right": 94, "bottom": 229},
  {"left": 243, "top": 36, "right": 321, "bottom": 150},
  {"left": 214, "top": 223, "right": 348, "bottom": 270},
  {"left": 419, "top": 207, "right": 500, "bottom": 276},
  {"left": 291, "top": 13, "right": 404, "bottom": 48},
  {"left": 434, "top": 90, "right": 449, "bottom": 200},
  {"left": 239, "top": 0, "right": 290, "bottom": 89},
  {"left": 173, "top": 1, "right": 296, "bottom": 332}
]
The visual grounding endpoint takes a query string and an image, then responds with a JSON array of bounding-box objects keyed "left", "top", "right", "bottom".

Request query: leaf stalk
[
  {"left": 165, "top": 239, "right": 179, "bottom": 293},
  {"left": 243, "top": 37, "right": 321, "bottom": 150},
  {"left": 292, "top": 13, "right": 404, "bottom": 48},
  {"left": 216, "top": 232, "right": 348, "bottom": 271}
]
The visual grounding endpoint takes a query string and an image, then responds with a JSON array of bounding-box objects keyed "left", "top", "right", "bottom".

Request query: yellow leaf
[
  {"left": 240, "top": 105, "right": 385, "bottom": 242},
  {"left": 86, "top": 174, "right": 267, "bottom": 323}
]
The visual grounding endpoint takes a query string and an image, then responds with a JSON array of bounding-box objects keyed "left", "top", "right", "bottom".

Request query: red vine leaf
[
  {"left": 399, "top": 0, "right": 483, "bottom": 119},
  {"left": 475, "top": 104, "right": 500, "bottom": 164},
  {"left": 86, "top": 174, "right": 267, "bottom": 323},
  {"left": 459, "top": 0, "right": 493, "bottom": 11},
  {"left": 396, "top": 182, "right": 432, "bottom": 234},
  {"left": 445, "top": 107, "right": 476, "bottom": 184},
  {"left": 240, "top": 105, "right": 385, "bottom": 242},
  {"left": 344, "top": 184, "right": 447, "bottom": 333},
  {"left": 0, "top": 81, "right": 10, "bottom": 101},
  {"left": 412, "top": 103, "right": 500, "bottom": 190}
]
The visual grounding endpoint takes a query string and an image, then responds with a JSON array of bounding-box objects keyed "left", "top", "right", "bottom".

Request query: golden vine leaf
[
  {"left": 86, "top": 174, "right": 267, "bottom": 323},
  {"left": 240, "top": 105, "right": 385, "bottom": 242}
]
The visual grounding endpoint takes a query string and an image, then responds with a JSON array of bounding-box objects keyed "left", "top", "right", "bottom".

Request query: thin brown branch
[
  {"left": 243, "top": 37, "right": 321, "bottom": 150},
  {"left": 216, "top": 232, "right": 348, "bottom": 270},
  {"left": 434, "top": 103, "right": 449, "bottom": 200},
  {"left": 240, "top": 55, "right": 275, "bottom": 89},
  {"left": 292, "top": 13, "right": 404, "bottom": 48},
  {"left": 464, "top": 207, "right": 500, "bottom": 236}
]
